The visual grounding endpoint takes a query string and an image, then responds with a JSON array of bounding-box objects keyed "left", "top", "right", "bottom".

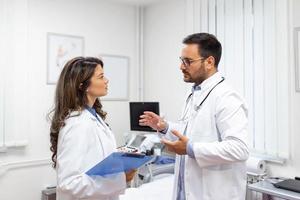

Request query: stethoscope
[{"left": 179, "top": 77, "right": 225, "bottom": 122}]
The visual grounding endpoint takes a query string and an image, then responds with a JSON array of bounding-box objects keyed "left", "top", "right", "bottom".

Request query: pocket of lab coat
[{"left": 202, "top": 165, "right": 238, "bottom": 200}]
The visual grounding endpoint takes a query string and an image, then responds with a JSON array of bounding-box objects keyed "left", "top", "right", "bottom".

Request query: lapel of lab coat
[{"left": 83, "top": 109, "right": 116, "bottom": 156}]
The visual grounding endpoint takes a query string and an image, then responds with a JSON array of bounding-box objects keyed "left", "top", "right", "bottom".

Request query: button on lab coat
[
  {"left": 56, "top": 109, "right": 126, "bottom": 200},
  {"left": 164, "top": 72, "right": 249, "bottom": 200}
]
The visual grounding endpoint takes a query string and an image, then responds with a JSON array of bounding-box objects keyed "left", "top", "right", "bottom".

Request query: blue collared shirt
[{"left": 85, "top": 106, "right": 101, "bottom": 123}]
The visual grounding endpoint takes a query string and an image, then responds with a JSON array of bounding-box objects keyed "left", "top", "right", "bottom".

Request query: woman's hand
[
  {"left": 125, "top": 169, "right": 137, "bottom": 182},
  {"left": 139, "top": 111, "right": 167, "bottom": 131}
]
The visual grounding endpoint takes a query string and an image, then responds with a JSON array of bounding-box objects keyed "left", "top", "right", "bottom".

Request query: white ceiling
[{"left": 109, "top": 0, "right": 163, "bottom": 6}]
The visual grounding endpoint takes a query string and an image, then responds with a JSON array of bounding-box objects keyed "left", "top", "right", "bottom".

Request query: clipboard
[{"left": 86, "top": 152, "right": 153, "bottom": 176}]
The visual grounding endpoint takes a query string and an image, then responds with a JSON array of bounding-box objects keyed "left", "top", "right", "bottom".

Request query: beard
[
  {"left": 182, "top": 70, "right": 193, "bottom": 83},
  {"left": 182, "top": 67, "right": 206, "bottom": 84}
]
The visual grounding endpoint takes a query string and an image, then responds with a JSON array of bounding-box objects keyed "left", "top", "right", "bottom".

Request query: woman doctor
[{"left": 49, "top": 57, "right": 135, "bottom": 200}]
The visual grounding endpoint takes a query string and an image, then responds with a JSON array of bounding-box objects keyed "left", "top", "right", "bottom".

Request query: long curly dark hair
[{"left": 48, "top": 57, "right": 107, "bottom": 168}]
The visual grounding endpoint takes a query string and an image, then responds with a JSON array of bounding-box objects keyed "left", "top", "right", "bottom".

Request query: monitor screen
[
  {"left": 129, "top": 135, "right": 146, "bottom": 148},
  {"left": 129, "top": 102, "right": 159, "bottom": 132}
]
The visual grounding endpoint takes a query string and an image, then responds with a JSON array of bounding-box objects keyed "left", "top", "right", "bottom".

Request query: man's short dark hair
[{"left": 183, "top": 33, "right": 222, "bottom": 67}]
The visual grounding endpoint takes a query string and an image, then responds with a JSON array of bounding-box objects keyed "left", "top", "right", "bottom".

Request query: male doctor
[{"left": 139, "top": 33, "right": 249, "bottom": 200}]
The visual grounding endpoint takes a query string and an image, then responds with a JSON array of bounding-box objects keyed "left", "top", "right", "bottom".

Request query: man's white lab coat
[{"left": 165, "top": 72, "right": 249, "bottom": 200}]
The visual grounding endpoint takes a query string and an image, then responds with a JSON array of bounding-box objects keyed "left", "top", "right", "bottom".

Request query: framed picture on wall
[
  {"left": 294, "top": 27, "right": 300, "bottom": 92},
  {"left": 47, "top": 33, "right": 84, "bottom": 84},
  {"left": 99, "top": 55, "right": 129, "bottom": 101}
]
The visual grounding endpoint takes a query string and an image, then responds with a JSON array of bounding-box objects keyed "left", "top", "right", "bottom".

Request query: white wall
[
  {"left": 143, "top": 0, "right": 188, "bottom": 121},
  {"left": 0, "top": 0, "right": 138, "bottom": 199}
]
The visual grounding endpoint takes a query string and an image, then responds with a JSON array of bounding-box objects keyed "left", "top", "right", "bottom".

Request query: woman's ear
[
  {"left": 79, "top": 83, "right": 83, "bottom": 90},
  {"left": 79, "top": 83, "right": 88, "bottom": 92},
  {"left": 79, "top": 82, "right": 89, "bottom": 92}
]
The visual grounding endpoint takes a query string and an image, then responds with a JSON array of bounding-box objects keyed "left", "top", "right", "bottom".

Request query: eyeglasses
[{"left": 179, "top": 57, "right": 205, "bottom": 67}]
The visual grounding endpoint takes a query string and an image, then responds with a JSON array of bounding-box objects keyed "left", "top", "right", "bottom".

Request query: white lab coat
[
  {"left": 164, "top": 72, "right": 249, "bottom": 200},
  {"left": 56, "top": 109, "right": 126, "bottom": 200}
]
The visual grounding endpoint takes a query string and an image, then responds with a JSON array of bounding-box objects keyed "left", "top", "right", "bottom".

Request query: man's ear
[{"left": 206, "top": 56, "right": 215, "bottom": 69}]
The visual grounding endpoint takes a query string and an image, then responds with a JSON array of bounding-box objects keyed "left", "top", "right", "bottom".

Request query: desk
[{"left": 248, "top": 180, "right": 300, "bottom": 200}]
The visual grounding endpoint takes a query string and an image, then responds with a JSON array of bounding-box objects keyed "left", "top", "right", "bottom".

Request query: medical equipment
[
  {"left": 133, "top": 162, "right": 175, "bottom": 187},
  {"left": 121, "top": 133, "right": 175, "bottom": 188},
  {"left": 41, "top": 187, "right": 56, "bottom": 200},
  {"left": 121, "top": 132, "right": 163, "bottom": 154},
  {"left": 246, "top": 157, "right": 268, "bottom": 184},
  {"left": 121, "top": 134, "right": 147, "bottom": 153},
  {"left": 273, "top": 179, "right": 300, "bottom": 193},
  {"left": 129, "top": 102, "right": 159, "bottom": 132}
]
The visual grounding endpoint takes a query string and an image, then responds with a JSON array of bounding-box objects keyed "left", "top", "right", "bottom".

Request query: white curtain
[
  {"left": 186, "top": 0, "right": 290, "bottom": 158},
  {"left": 0, "top": 0, "right": 29, "bottom": 147}
]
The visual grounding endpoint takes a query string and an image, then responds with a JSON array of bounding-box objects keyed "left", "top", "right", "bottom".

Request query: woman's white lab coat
[
  {"left": 56, "top": 109, "right": 126, "bottom": 200},
  {"left": 165, "top": 72, "right": 249, "bottom": 200}
]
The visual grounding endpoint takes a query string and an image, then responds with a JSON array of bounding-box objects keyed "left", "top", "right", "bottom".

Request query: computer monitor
[{"left": 129, "top": 102, "right": 159, "bottom": 132}]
